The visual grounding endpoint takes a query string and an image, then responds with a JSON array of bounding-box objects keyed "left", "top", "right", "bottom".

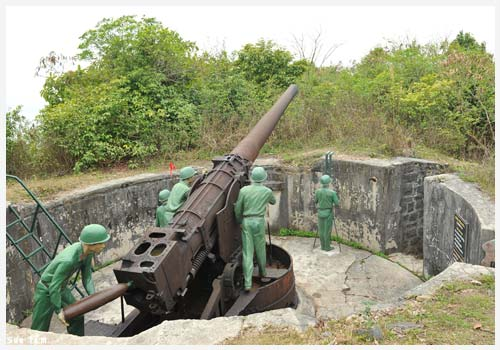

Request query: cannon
[{"left": 62, "top": 84, "right": 299, "bottom": 336}]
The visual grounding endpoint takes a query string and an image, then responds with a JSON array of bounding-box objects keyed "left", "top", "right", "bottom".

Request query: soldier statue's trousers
[
  {"left": 31, "top": 281, "right": 85, "bottom": 336},
  {"left": 241, "top": 217, "right": 267, "bottom": 290},
  {"left": 318, "top": 209, "right": 333, "bottom": 251},
  {"left": 164, "top": 211, "right": 174, "bottom": 224}
]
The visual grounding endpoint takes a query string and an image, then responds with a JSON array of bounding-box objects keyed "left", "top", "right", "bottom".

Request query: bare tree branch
[
  {"left": 35, "top": 51, "right": 77, "bottom": 77},
  {"left": 290, "top": 28, "right": 342, "bottom": 67}
]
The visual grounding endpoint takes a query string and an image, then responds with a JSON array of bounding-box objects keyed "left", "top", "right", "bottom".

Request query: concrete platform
[
  {"left": 13, "top": 236, "right": 424, "bottom": 343},
  {"left": 274, "top": 236, "right": 423, "bottom": 320}
]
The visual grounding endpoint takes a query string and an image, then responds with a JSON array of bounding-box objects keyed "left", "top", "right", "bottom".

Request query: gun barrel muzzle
[
  {"left": 63, "top": 282, "right": 131, "bottom": 321},
  {"left": 231, "top": 84, "right": 298, "bottom": 162}
]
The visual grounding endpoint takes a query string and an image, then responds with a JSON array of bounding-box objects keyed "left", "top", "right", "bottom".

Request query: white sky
[{"left": 4, "top": 4, "right": 497, "bottom": 121}]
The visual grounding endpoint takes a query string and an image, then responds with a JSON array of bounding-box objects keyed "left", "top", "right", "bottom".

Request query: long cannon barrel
[
  {"left": 112, "top": 85, "right": 299, "bottom": 316},
  {"left": 231, "top": 84, "right": 298, "bottom": 162},
  {"left": 63, "top": 282, "right": 131, "bottom": 320}
]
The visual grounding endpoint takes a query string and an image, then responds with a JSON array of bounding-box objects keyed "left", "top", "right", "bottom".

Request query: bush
[
  {"left": 7, "top": 21, "right": 494, "bottom": 177},
  {"left": 37, "top": 16, "right": 200, "bottom": 171}
]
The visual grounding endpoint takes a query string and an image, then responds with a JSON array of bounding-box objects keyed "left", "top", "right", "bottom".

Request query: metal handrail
[{"left": 6, "top": 174, "right": 85, "bottom": 297}]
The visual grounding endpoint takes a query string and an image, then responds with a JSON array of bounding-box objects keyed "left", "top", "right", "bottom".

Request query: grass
[
  {"left": 223, "top": 274, "right": 495, "bottom": 345},
  {"left": 6, "top": 146, "right": 494, "bottom": 203},
  {"left": 6, "top": 150, "right": 213, "bottom": 204},
  {"left": 414, "top": 145, "right": 495, "bottom": 199},
  {"left": 276, "top": 144, "right": 495, "bottom": 199}
]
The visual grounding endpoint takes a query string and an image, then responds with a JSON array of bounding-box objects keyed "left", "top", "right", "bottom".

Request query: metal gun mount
[{"left": 63, "top": 85, "right": 299, "bottom": 337}]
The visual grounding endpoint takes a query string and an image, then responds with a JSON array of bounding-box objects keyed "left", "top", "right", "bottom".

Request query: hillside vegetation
[{"left": 6, "top": 16, "right": 494, "bottom": 196}]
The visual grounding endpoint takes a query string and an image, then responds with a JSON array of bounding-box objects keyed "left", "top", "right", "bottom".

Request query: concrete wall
[
  {"left": 284, "top": 157, "right": 446, "bottom": 254},
  {"left": 5, "top": 157, "right": 446, "bottom": 323},
  {"left": 423, "top": 174, "right": 495, "bottom": 278},
  {"left": 6, "top": 173, "right": 177, "bottom": 324}
]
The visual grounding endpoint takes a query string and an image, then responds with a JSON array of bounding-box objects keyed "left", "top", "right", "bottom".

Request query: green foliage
[
  {"left": 235, "top": 39, "right": 310, "bottom": 89},
  {"left": 9, "top": 22, "right": 494, "bottom": 180},
  {"left": 5, "top": 106, "right": 37, "bottom": 176},
  {"left": 449, "top": 30, "right": 487, "bottom": 52},
  {"left": 191, "top": 50, "right": 267, "bottom": 153},
  {"left": 77, "top": 16, "right": 197, "bottom": 82},
  {"left": 6, "top": 106, "right": 26, "bottom": 175},
  {"left": 38, "top": 16, "right": 200, "bottom": 171},
  {"left": 348, "top": 34, "right": 494, "bottom": 158},
  {"left": 6, "top": 106, "right": 26, "bottom": 154},
  {"left": 279, "top": 228, "right": 316, "bottom": 238}
]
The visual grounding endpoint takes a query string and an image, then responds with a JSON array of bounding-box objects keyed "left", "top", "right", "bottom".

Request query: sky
[{"left": 3, "top": 3, "right": 497, "bottom": 121}]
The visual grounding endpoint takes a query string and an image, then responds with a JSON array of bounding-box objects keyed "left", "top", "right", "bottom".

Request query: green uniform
[
  {"left": 31, "top": 242, "right": 95, "bottom": 336},
  {"left": 314, "top": 187, "right": 339, "bottom": 251},
  {"left": 165, "top": 180, "right": 190, "bottom": 223},
  {"left": 234, "top": 183, "right": 276, "bottom": 290},
  {"left": 155, "top": 204, "right": 169, "bottom": 227}
]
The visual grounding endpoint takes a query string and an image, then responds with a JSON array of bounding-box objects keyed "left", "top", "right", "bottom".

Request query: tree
[
  {"left": 441, "top": 43, "right": 495, "bottom": 157},
  {"left": 291, "top": 29, "right": 342, "bottom": 67},
  {"left": 38, "top": 16, "right": 201, "bottom": 171},
  {"left": 234, "top": 39, "right": 310, "bottom": 89},
  {"left": 35, "top": 51, "right": 77, "bottom": 77},
  {"left": 449, "top": 31, "right": 486, "bottom": 52},
  {"left": 6, "top": 106, "right": 35, "bottom": 176}
]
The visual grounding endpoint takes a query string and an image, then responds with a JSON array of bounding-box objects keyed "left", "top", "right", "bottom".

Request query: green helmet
[
  {"left": 158, "top": 189, "right": 170, "bottom": 202},
  {"left": 251, "top": 167, "right": 267, "bottom": 183},
  {"left": 79, "top": 224, "right": 110, "bottom": 245},
  {"left": 180, "top": 166, "right": 197, "bottom": 180},
  {"left": 320, "top": 174, "right": 332, "bottom": 185}
]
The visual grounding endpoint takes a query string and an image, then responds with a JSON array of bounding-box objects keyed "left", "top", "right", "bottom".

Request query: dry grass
[
  {"left": 224, "top": 274, "right": 495, "bottom": 345},
  {"left": 414, "top": 146, "right": 495, "bottom": 200},
  {"left": 6, "top": 152, "right": 213, "bottom": 204},
  {"left": 7, "top": 145, "right": 494, "bottom": 204}
]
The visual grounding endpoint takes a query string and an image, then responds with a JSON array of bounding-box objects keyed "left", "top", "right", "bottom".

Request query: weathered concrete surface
[
  {"left": 387, "top": 252, "right": 424, "bottom": 277},
  {"left": 8, "top": 236, "right": 422, "bottom": 344},
  {"left": 404, "top": 262, "right": 494, "bottom": 299},
  {"left": 265, "top": 157, "right": 445, "bottom": 255},
  {"left": 274, "top": 237, "right": 423, "bottom": 320},
  {"left": 314, "top": 157, "right": 446, "bottom": 255},
  {"left": 423, "top": 174, "right": 495, "bottom": 278}
]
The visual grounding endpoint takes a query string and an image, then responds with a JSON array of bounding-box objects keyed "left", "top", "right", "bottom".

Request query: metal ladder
[{"left": 6, "top": 174, "right": 85, "bottom": 297}]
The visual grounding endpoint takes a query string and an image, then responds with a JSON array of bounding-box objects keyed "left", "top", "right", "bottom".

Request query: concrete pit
[
  {"left": 6, "top": 155, "right": 494, "bottom": 344},
  {"left": 19, "top": 236, "right": 423, "bottom": 340}
]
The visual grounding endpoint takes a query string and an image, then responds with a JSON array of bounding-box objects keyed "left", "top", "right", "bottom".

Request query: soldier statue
[
  {"left": 165, "top": 166, "right": 198, "bottom": 223},
  {"left": 314, "top": 174, "right": 339, "bottom": 251},
  {"left": 31, "top": 224, "right": 110, "bottom": 336},
  {"left": 234, "top": 167, "right": 276, "bottom": 291}
]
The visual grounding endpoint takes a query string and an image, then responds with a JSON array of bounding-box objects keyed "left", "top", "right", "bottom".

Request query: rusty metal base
[{"left": 111, "top": 244, "right": 296, "bottom": 337}]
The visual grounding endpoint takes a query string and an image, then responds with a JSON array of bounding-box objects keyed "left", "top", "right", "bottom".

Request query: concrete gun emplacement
[{"left": 63, "top": 85, "right": 299, "bottom": 336}]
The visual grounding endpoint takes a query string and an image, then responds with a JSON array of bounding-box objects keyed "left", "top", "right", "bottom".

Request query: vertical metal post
[
  {"left": 121, "top": 296, "right": 125, "bottom": 323},
  {"left": 329, "top": 151, "right": 341, "bottom": 252},
  {"left": 329, "top": 151, "right": 334, "bottom": 178},
  {"left": 324, "top": 152, "right": 331, "bottom": 177},
  {"left": 267, "top": 222, "right": 273, "bottom": 264}
]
